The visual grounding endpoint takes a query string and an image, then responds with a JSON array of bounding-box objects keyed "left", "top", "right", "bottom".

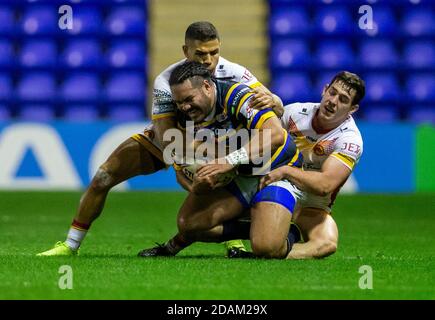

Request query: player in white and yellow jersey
[
  {"left": 260, "top": 71, "right": 365, "bottom": 259},
  {"left": 37, "top": 21, "right": 283, "bottom": 257}
]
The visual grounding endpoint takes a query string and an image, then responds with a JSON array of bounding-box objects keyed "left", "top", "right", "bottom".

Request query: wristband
[{"left": 225, "top": 147, "right": 249, "bottom": 166}]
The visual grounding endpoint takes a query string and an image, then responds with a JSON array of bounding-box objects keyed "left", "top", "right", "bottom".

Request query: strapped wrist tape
[{"left": 225, "top": 147, "right": 249, "bottom": 166}]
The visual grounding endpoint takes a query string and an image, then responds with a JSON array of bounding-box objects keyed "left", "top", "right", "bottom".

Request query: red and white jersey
[
  {"left": 151, "top": 56, "right": 261, "bottom": 119},
  {"left": 281, "top": 102, "right": 363, "bottom": 172},
  {"left": 281, "top": 102, "right": 363, "bottom": 211}
]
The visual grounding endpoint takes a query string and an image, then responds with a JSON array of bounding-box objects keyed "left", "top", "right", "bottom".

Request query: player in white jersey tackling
[
  {"left": 259, "top": 71, "right": 365, "bottom": 259},
  {"left": 37, "top": 21, "right": 283, "bottom": 257}
]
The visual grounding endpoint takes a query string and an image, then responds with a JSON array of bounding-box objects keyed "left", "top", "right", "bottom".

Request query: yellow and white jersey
[
  {"left": 151, "top": 56, "right": 261, "bottom": 120},
  {"left": 281, "top": 102, "right": 363, "bottom": 211}
]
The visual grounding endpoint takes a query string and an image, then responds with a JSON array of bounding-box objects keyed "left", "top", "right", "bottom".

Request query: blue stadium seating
[
  {"left": 363, "top": 105, "right": 400, "bottom": 123},
  {"left": 105, "top": 6, "right": 144, "bottom": 36},
  {"left": 359, "top": 40, "right": 398, "bottom": 69},
  {"left": 406, "top": 106, "right": 435, "bottom": 125},
  {"left": 108, "top": 105, "right": 144, "bottom": 121},
  {"left": 0, "top": 40, "right": 14, "bottom": 68},
  {"left": 107, "top": 41, "right": 145, "bottom": 69},
  {"left": 403, "top": 41, "right": 435, "bottom": 70},
  {"left": 21, "top": 6, "right": 58, "bottom": 36},
  {"left": 315, "top": 41, "right": 354, "bottom": 69},
  {"left": 269, "top": 39, "right": 310, "bottom": 70},
  {"left": 314, "top": 72, "right": 339, "bottom": 95},
  {"left": 19, "top": 104, "right": 55, "bottom": 121},
  {"left": 19, "top": 40, "right": 57, "bottom": 68},
  {"left": 270, "top": 72, "right": 313, "bottom": 104},
  {"left": 63, "top": 105, "right": 99, "bottom": 121},
  {"left": 105, "top": 72, "right": 145, "bottom": 102},
  {"left": 401, "top": 7, "right": 435, "bottom": 37},
  {"left": 314, "top": 6, "right": 353, "bottom": 35},
  {"left": 0, "top": 73, "right": 12, "bottom": 101},
  {"left": 269, "top": 7, "right": 310, "bottom": 37},
  {"left": 17, "top": 73, "right": 56, "bottom": 102},
  {"left": 66, "top": 6, "right": 102, "bottom": 36},
  {"left": 406, "top": 74, "right": 435, "bottom": 103},
  {"left": 0, "top": 104, "right": 10, "bottom": 120},
  {"left": 0, "top": 6, "right": 14, "bottom": 35},
  {"left": 0, "top": 2, "right": 148, "bottom": 121},
  {"left": 60, "top": 73, "right": 101, "bottom": 102},
  {"left": 61, "top": 40, "right": 102, "bottom": 69},
  {"left": 364, "top": 74, "right": 401, "bottom": 103},
  {"left": 359, "top": 6, "right": 397, "bottom": 37}
]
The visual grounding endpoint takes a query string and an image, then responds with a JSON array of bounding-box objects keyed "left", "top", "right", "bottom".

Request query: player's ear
[
  {"left": 182, "top": 45, "right": 189, "bottom": 58},
  {"left": 350, "top": 104, "right": 359, "bottom": 114},
  {"left": 322, "top": 84, "right": 329, "bottom": 97},
  {"left": 203, "top": 79, "right": 211, "bottom": 91}
]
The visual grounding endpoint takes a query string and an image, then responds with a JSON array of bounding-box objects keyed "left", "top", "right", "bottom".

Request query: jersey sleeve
[
  {"left": 151, "top": 75, "right": 176, "bottom": 120},
  {"left": 224, "top": 83, "right": 275, "bottom": 129},
  {"left": 229, "top": 62, "right": 262, "bottom": 89},
  {"left": 330, "top": 133, "right": 363, "bottom": 171}
]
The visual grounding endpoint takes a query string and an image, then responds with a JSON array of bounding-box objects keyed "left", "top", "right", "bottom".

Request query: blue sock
[{"left": 286, "top": 223, "right": 302, "bottom": 255}]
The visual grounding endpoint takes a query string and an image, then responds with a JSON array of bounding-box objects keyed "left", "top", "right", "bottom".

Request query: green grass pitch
[{"left": 0, "top": 191, "right": 434, "bottom": 300}]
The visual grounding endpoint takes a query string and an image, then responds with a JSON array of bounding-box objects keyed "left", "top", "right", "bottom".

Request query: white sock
[{"left": 65, "top": 227, "right": 88, "bottom": 251}]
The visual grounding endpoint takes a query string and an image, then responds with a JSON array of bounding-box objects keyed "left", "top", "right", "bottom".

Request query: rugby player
[
  {"left": 259, "top": 71, "right": 365, "bottom": 259},
  {"left": 36, "top": 21, "right": 283, "bottom": 257},
  {"left": 138, "top": 61, "right": 303, "bottom": 259}
]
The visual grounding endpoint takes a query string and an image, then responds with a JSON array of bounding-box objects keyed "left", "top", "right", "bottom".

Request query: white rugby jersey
[
  {"left": 151, "top": 56, "right": 261, "bottom": 119},
  {"left": 281, "top": 102, "right": 363, "bottom": 211},
  {"left": 281, "top": 102, "right": 363, "bottom": 172}
]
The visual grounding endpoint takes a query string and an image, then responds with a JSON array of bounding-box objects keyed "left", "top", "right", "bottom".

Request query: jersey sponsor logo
[
  {"left": 341, "top": 142, "right": 361, "bottom": 155},
  {"left": 153, "top": 89, "right": 172, "bottom": 105},
  {"left": 152, "top": 103, "right": 175, "bottom": 115},
  {"left": 241, "top": 69, "right": 253, "bottom": 82},
  {"left": 299, "top": 108, "right": 309, "bottom": 115},
  {"left": 152, "top": 88, "right": 174, "bottom": 115}
]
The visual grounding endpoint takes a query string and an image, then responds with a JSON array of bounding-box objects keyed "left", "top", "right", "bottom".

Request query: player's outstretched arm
[
  {"left": 153, "top": 116, "right": 177, "bottom": 150},
  {"left": 196, "top": 116, "right": 284, "bottom": 187}
]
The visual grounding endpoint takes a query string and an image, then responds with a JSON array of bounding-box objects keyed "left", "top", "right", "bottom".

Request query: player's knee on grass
[{"left": 250, "top": 235, "right": 288, "bottom": 259}]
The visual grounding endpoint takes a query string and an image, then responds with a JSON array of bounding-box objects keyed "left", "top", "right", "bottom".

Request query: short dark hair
[
  {"left": 169, "top": 61, "right": 212, "bottom": 87},
  {"left": 328, "top": 71, "right": 365, "bottom": 105},
  {"left": 185, "top": 21, "right": 220, "bottom": 42}
]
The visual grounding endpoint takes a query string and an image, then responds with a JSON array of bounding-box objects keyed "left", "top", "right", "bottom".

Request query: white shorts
[{"left": 296, "top": 192, "right": 333, "bottom": 213}]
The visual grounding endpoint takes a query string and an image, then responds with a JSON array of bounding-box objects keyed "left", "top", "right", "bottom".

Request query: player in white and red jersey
[
  {"left": 37, "top": 21, "right": 283, "bottom": 257},
  {"left": 260, "top": 71, "right": 365, "bottom": 259}
]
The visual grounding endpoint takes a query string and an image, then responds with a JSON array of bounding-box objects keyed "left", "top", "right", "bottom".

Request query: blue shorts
[{"left": 225, "top": 176, "right": 302, "bottom": 214}]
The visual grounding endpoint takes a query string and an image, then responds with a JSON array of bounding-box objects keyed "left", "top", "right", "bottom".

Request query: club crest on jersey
[{"left": 313, "top": 144, "right": 326, "bottom": 156}]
